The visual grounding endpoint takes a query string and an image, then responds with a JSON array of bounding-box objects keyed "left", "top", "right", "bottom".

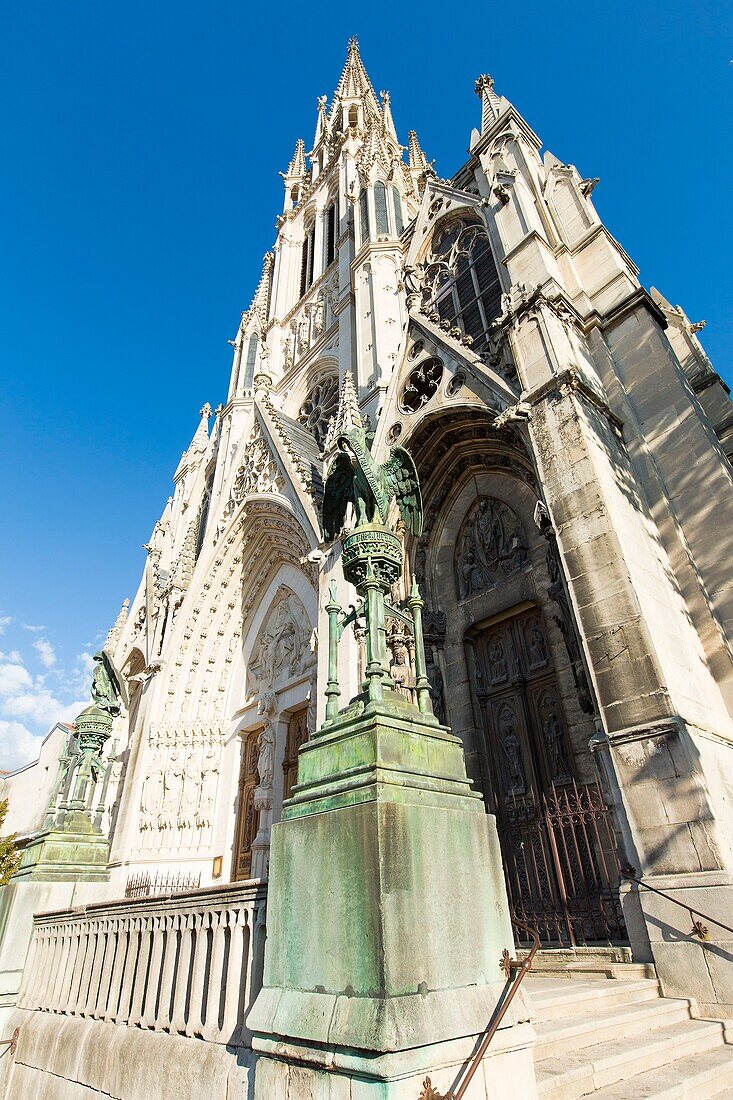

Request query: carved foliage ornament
[
  {"left": 248, "top": 589, "right": 316, "bottom": 695},
  {"left": 400, "top": 357, "right": 443, "bottom": 414},
  {"left": 233, "top": 422, "right": 283, "bottom": 501}
]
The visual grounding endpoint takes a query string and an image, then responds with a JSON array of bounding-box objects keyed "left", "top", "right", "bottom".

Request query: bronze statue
[{"left": 322, "top": 419, "right": 423, "bottom": 540}]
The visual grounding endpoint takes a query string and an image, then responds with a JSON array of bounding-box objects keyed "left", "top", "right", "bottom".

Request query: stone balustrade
[{"left": 17, "top": 881, "right": 267, "bottom": 1047}]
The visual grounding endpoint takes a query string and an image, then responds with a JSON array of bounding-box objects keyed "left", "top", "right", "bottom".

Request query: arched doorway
[{"left": 407, "top": 410, "right": 626, "bottom": 946}]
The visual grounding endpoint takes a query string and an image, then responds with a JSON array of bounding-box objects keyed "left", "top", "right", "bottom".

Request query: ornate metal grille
[
  {"left": 124, "top": 869, "right": 202, "bottom": 899},
  {"left": 498, "top": 779, "right": 626, "bottom": 946}
]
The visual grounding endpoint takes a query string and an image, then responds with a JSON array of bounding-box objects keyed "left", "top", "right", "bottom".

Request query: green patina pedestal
[
  {"left": 13, "top": 705, "right": 113, "bottom": 883},
  {"left": 248, "top": 524, "right": 537, "bottom": 1099}
]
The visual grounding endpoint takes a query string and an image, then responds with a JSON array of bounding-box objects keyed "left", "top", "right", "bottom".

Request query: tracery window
[
  {"left": 423, "top": 217, "right": 502, "bottom": 352},
  {"left": 325, "top": 200, "right": 338, "bottom": 267},
  {"left": 298, "top": 374, "right": 339, "bottom": 448},
  {"left": 392, "top": 186, "right": 404, "bottom": 234},
  {"left": 374, "top": 181, "right": 390, "bottom": 236},
  {"left": 194, "top": 474, "right": 214, "bottom": 561},
  {"left": 243, "top": 332, "right": 259, "bottom": 390},
  {"left": 300, "top": 221, "right": 316, "bottom": 297},
  {"left": 359, "top": 191, "right": 370, "bottom": 244}
]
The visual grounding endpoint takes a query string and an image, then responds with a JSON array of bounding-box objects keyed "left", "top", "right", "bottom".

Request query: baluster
[
  {"left": 221, "top": 907, "right": 248, "bottom": 1045},
  {"left": 155, "top": 915, "right": 178, "bottom": 1032},
  {"left": 170, "top": 911, "right": 194, "bottom": 1034},
  {"left": 186, "top": 911, "right": 209, "bottom": 1038},
  {"left": 67, "top": 922, "right": 92, "bottom": 1014},
  {"left": 202, "top": 908, "right": 227, "bottom": 1042},
  {"left": 79, "top": 920, "right": 101, "bottom": 1015},
  {"left": 53, "top": 925, "right": 76, "bottom": 1012},
  {"left": 106, "top": 918, "right": 130, "bottom": 1021},
  {"left": 128, "top": 915, "right": 153, "bottom": 1026},
  {"left": 115, "top": 918, "right": 140, "bottom": 1024},
  {"left": 18, "top": 925, "right": 42, "bottom": 1008},
  {"left": 84, "top": 919, "right": 108, "bottom": 1017},
  {"left": 96, "top": 917, "right": 119, "bottom": 1019},
  {"left": 141, "top": 914, "right": 166, "bottom": 1029}
]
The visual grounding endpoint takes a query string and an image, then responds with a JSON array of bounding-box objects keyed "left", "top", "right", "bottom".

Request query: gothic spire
[
  {"left": 324, "top": 371, "right": 363, "bottom": 450},
  {"left": 250, "top": 251, "right": 274, "bottom": 318},
  {"left": 104, "top": 598, "right": 129, "bottom": 656},
  {"left": 380, "top": 90, "right": 397, "bottom": 142},
  {"left": 285, "top": 137, "right": 307, "bottom": 179},
  {"left": 407, "top": 130, "right": 435, "bottom": 190},
  {"left": 475, "top": 74, "right": 503, "bottom": 132},
  {"left": 187, "top": 403, "right": 211, "bottom": 461},
  {"left": 331, "top": 37, "right": 381, "bottom": 125}
]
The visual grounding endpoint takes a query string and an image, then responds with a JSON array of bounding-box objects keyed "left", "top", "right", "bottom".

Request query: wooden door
[
  {"left": 232, "top": 729, "right": 260, "bottom": 882},
  {"left": 282, "top": 707, "right": 309, "bottom": 802}
]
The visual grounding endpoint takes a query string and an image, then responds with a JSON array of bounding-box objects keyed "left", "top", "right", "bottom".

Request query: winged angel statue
[{"left": 322, "top": 420, "right": 423, "bottom": 541}]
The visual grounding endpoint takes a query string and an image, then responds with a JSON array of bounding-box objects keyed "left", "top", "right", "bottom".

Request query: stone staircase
[{"left": 528, "top": 971, "right": 733, "bottom": 1099}]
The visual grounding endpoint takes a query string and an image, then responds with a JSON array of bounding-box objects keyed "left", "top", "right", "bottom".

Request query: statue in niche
[
  {"left": 159, "top": 750, "right": 183, "bottom": 829},
  {"left": 543, "top": 707, "right": 572, "bottom": 784},
  {"left": 179, "top": 752, "right": 201, "bottom": 828},
  {"left": 256, "top": 723, "right": 275, "bottom": 790},
  {"left": 197, "top": 748, "right": 219, "bottom": 827},
  {"left": 455, "top": 498, "right": 528, "bottom": 600},
  {"left": 388, "top": 625, "right": 415, "bottom": 701},
  {"left": 528, "top": 623, "right": 548, "bottom": 668},
  {"left": 488, "top": 635, "right": 507, "bottom": 682},
  {"left": 140, "top": 752, "right": 164, "bottom": 830},
  {"left": 498, "top": 705, "right": 526, "bottom": 796}
]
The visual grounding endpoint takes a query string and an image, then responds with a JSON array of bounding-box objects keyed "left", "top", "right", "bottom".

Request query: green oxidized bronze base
[{"left": 341, "top": 524, "right": 402, "bottom": 588}]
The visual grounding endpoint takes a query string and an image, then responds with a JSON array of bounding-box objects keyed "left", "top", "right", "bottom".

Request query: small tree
[{"left": 0, "top": 799, "right": 20, "bottom": 885}]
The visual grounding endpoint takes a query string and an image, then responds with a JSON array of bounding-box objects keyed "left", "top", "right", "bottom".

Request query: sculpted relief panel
[
  {"left": 248, "top": 589, "right": 316, "bottom": 696},
  {"left": 455, "top": 497, "right": 528, "bottom": 600},
  {"left": 138, "top": 722, "right": 224, "bottom": 847}
]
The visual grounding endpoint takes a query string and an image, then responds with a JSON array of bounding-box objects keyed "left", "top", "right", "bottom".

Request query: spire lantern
[{"left": 281, "top": 138, "right": 309, "bottom": 210}]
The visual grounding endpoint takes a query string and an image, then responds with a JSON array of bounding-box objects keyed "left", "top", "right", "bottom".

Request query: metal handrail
[
  {"left": 418, "top": 921, "right": 540, "bottom": 1100},
  {"left": 0, "top": 1028, "right": 19, "bottom": 1056},
  {"left": 621, "top": 866, "right": 733, "bottom": 941}
]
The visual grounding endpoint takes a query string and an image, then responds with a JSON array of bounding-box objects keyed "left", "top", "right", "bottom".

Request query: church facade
[{"left": 2, "top": 38, "right": 733, "bottom": 1099}]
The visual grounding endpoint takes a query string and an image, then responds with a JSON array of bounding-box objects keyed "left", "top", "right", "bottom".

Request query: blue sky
[{"left": 1, "top": 2, "right": 731, "bottom": 771}]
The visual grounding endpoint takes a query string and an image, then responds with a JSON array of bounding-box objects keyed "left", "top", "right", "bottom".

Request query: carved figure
[
  {"left": 179, "top": 752, "right": 201, "bottom": 827},
  {"left": 455, "top": 498, "right": 528, "bottom": 599},
  {"left": 256, "top": 724, "right": 275, "bottom": 789},
  {"left": 140, "top": 753, "right": 164, "bottom": 829},
  {"left": 159, "top": 751, "right": 183, "bottom": 829},
  {"left": 388, "top": 627, "right": 415, "bottom": 700},
  {"left": 498, "top": 706, "right": 526, "bottom": 796},
  {"left": 197, "top": 748, "right": 219, "bottom": 827},
  {"left": 488, "top": 636, "right": 507, "bottom": 681},
  {"left": 426, "top": 656, "right": 446, "bottom": 725},
  {"left": 543, "top": 711, "right": 572, "bottom": 783},
  {"left": 528, "top": 625, "right": 547, "bottom": 667}
]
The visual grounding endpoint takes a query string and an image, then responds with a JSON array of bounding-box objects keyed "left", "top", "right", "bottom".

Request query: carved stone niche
[
  {"left": 247, "top": 588, "right": 316, "bottom": 696},
  {"left": 455, "top": 497, "right": 528, "bottom": 601}
]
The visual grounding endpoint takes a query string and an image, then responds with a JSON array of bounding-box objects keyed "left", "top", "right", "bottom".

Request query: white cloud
[
  {"left": 0, "top": 663, "right": 33, "bottom": 697},
  {"left": 3, "top": 689, "right": 86, "bottom": 731},
  {"left": 0, "top": 719, "right": 45, "bottom": 773},
  {"left": 21, "top": 623, "right": 45, "bottom": 633},
  {"left": 0, "top": 616, "right": 12, "bottom": 635},
  {"left": 33, "top": 639, "right": 56, "bottom": 668}
]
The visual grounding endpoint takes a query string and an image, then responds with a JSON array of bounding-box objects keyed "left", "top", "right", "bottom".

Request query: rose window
[
  {"left": 298, "top": 375, "right": 339, "bottom": 448},
  {"left": 399, "top": 357, "right": 443, "bottom": 413}
]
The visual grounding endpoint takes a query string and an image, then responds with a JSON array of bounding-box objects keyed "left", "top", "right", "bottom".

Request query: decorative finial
[{"left": 199, "top": 402, "right": 212, "bottom": 420}]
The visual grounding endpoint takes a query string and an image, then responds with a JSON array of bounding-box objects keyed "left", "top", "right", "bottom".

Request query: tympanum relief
[
  {"left": 248, "top": 589, "right": 316, "bottom": 696},
  {"left": 455, "top": 497, "right": 528, "bottom": 600}
]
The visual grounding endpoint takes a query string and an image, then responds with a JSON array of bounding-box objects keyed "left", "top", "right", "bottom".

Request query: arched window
[
  {"left": 374, "top": 181, "right": 390, "bottom": 236},
  {"left": 194, "top": 475, "right": 214, "bottom": 561},
  {"left": 392, "top": 187, "right": 404, "bottom": 234},
  {"left": 300, "top": 222, "right": 315, "bottom": 297},
  {"left": 348, "top": 105, "right": 359, "bottom": 128},
  {"left": 423, "top": 217, "right": 502, "bottom": 352},
  {"left": 243, "top": 332, "right": 258, "bottom": 390},
  {"left": 325, "top": 200, "right": 337, "bottom": 267},
  {"left": 359, "top": 191, "right": 370, "bottom": 244}
]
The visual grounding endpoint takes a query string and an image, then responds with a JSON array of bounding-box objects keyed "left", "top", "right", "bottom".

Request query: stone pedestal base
[
  {"left": 248, "top": 697, "right": 538, "bottom": 1098},
  {"left": 14, "top": 818, "right": 110, "bottom": 883}
]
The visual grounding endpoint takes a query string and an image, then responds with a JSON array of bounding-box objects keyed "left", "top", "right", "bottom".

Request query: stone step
[
  {"left": 528, "top": 977, "right": 662, "bottom": 1022},
  {"left": 534, "top": 997, "right": 693, "bottom": 1060},
  {"left": 536, "top": 1018, "right": 726, "bottom": 1100},
  {"left": 589, "top": 1044, "right": 733, "bottom": 1098}
]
